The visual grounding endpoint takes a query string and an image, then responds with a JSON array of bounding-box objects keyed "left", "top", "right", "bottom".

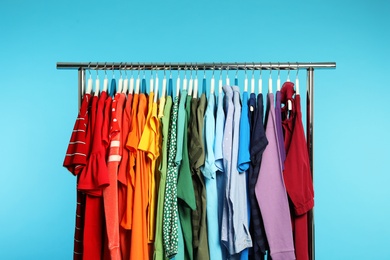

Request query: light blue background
[{"left": 1, "top": 0, "right": 389, "bottom": 259}]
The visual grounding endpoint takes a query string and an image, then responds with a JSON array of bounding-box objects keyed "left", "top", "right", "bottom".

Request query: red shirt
[
  {"left": 63, "top": 93, "right": 91, "bottom": 260},
  {"left": 281, "top": 82, "right": 314, "bottom": 260}
]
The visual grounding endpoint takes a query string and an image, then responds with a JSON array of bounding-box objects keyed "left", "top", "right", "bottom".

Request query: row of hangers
[{"left": 84, "top": 63, "right": 300, "bottom": 107}]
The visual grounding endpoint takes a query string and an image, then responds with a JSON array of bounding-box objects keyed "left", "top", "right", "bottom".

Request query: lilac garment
[
  {"left": 221, "top": 85, "right": 235, "bottom": 254},
  {"left": 255, "top": 93, "right": 295, "bottom": 260},
  {"left": 275, "top": 91, "right": 286, "bottom": 168}
]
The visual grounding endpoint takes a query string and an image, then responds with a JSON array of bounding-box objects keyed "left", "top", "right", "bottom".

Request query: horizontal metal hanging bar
[{"left": 57, "top": 62, "right": 336, "bottom": 71}]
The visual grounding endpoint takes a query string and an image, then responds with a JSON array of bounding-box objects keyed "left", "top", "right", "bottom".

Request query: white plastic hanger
[
  {"left": 122, "top": 65, "right": 128, "bottom": 94},
  {"left": 188, "top": 71, "right": 193, "bottom": 96},
  {"left": 150, "top": 67, "right": 154, "bottom": 94},
  {"left": 94, "top": 67, "right": 100, "bottom": 96},
  {"left": 161, "top": 66, "right": 167, "bottom": 99},
  {"left": 86, "top": 65, "right": 93, "bottom": 95},
  {"left": 244, "top": 68, "right": 248, "bottom": 92},
  {"left": 218, "top": 66, "right": 223, "bottom": 94},
  {"left": 277, "top": 65, "right": 281, "bottom": 91},
  {"left": 129, "top": 65, "right": 134, "bottom": 94},
  {"left": 268, "top": 66, "right": 273, "bottom": 94},
  {"left": 258, "top": 66, "right": 263, "bottom": 94},
  {"left": 295, "top": 63, "right": 300, "bottom": 95},
  {"left": 117, "top": 64, "right": 123, "bottom": 94},
  {"left": 102, "top": 63, "right": 108, "bottom": 92},
  {"left": 193, "top": 69, "right": 198, "bottom": 98},
  {"left": 226, "top": 66, "right": 230, "bottom": 86},
  {"left": 210, "top": 67, "right": 215, "bottom": 95},
  {"left": 251, "top": 67, "right": 255, "bottom": 94},
  {"left": 154, "top": 71, "right": 159, "bottom": 103},
  {"left": 135, "top": 65, "right": 140, "bottom": 94},
  {"left": 287, "top": 63, "right": 291, "bottom": 82},
  {"left": 183, "top": 66, "right": 188, "bottom": 91},
  {"left": 176, "top": 68, "right": 181, "bottom": 98}
]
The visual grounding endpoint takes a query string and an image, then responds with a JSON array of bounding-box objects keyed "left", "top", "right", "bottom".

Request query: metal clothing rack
[{"left": 57, "top": 61, "right": 336, "bottom": 260}]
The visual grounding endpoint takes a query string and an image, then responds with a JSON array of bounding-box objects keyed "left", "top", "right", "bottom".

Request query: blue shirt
[
  {"left": 202, "top": 93, "right": 223, "bottom": 260},
  {"left": 238, "top": 91, "right": 251, "bottom": 260}
]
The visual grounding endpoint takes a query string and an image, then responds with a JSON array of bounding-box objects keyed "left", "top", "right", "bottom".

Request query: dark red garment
[{"left": 281, "top": 82, "right": 314, "bottom": 260}]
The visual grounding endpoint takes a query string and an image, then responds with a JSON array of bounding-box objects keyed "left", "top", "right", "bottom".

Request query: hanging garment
[
  {"left": 248, "top": 92, "right": 269, "bottom": 260},
  {"left": 255, "top": 92, "right": 295, "bottom": 260},
  {"left": 81, "top": 93, "right": 110, "bottom": 260},
  {"left": 202, "top": 92, "right": 223, "bottom": 260},
  {"left": 162, "top": 94, "right": 180, "bottom": 258},
  {"left": 189, "top": 92, "right": 209, "bottom": 260},
  {"left": 238, "top": 90, "right": 251, "bottom": 260},
  {"left": 177, "top": 90, "right": 197, "bottom": 260},
  {"left": 63, "top": 93, "right": 92, "bottom": 259},
  {"left": 104, "top": 92, "right": 125, "bottom": 260},
  {"left": 214, "top": 90, "right": 227, "bottom": 259},
  {"left": 154, "top": 95, "right": 172, "bottom": 260},
  {"left": 129, "top": 93, "right": 149, "bottom": 260},
  {"left": 138, "top": 91, "right": 160, "bottom": 245},
  {"left": 281, "top": 82, "right": 314, "bottom": 260},
  {"left": 117, "top": 92, "right": 133, "bottom": 260},
  {"left": 221, "top": 85, "right": 235, "bottom": 255}
]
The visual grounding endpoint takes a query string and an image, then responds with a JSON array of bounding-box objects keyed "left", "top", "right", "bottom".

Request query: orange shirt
[
  {"left": 138, "top": 93, "right": 160, "bottom": 244},
  {"left": 129, "top": 93, "right": 149, "bottom": 260}
]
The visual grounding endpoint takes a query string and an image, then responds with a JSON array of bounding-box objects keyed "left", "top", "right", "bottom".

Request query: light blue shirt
[
  {"left": 230, "top": 87, "right": 252, "bottom": 254},
  {"left": 201, "top": 93, "right": 223, "bottom": 260},
  {"left": 214, "top": 91, "right": 227, "bottom": 259}
]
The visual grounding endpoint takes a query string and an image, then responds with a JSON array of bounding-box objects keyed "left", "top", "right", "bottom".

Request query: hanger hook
[
  {"left": 235, "top": 62, "right": 238, "bottom": 77},
  {"left": 112, "top": 63, "right": 115, "bottom": 78},
  {"left": 252, "top": 62, "right": 255, "bottom": 77},
  {"left": 278, "top": 62, "right": 280, "bottom": 77},
  {"left": 119, "top": 62, "right": 123, "bottom": 77},
  {"left": 124, "top": 63, "right": 128, "bottom": 77},
  {"left": 212, "top": 63, "right": 215, "bottom": 77},
  {"left": 259, "top": 62, "right": 262, "bottom": 77},
  {"left": 203, "top": 65, "right": 206, "bottom": 78},
  {"left": 288, "top": 62, "right": 291, "bottom": 79},
  {"left": 95, "top": 62, "right": 99, "bottom": 77},
  {"left": 104, "top": 62, "right": 107, "bottom": 77},
  {"left": 296, "top": 62, "right": 299, "bottom": 77},
  {"left": 169, "top": 64, "right": 172, "bottom": 78},
  {"left": 269, "top": 62, "right": 272, "bottom": 78},
  {"left": 88, "top": 62, "right": 92, "bottom": 77},
  {"left": 130, "top": 64, "right": 133, "bottom": 76},
  {"left": 244, "top": 63, "right": 247, "bottom": 77},
  {"left": 143, "top": 64, "right": 146, "bottom": 78}
]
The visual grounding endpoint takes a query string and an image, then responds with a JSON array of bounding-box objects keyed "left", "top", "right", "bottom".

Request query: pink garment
[{"left": 255, "top": 93, "right": 295, "bottom": 260}]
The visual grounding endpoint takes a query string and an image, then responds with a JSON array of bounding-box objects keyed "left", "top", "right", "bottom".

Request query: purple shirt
[{"left": 255, "top": 93, "right": 295, "bottom": 260}]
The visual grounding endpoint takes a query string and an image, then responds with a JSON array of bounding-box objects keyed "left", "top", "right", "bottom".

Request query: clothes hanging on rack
[{"left": 63, "top": 72, "right": 314, "bottom": 260}]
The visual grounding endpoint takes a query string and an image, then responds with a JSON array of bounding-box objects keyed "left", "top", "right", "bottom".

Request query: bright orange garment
[
  {"left": 128, "top": 93, "right": 149, "bottom": 260},
  {"left": 138, "top": 93, "right": 160, "bottom": 244},
  {"left": 103, "top": 93, "right": 125, "bottom": 260},
  {"left": 117, "top": 93, "right": 133, "bottom": 260}
]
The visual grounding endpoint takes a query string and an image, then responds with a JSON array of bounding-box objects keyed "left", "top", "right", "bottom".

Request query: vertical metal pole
[
  {"left": 307, "top": 68, "right": 315, "bottom": 260},
  {"left": 78, "top": 68, "right": 85, "bottom": 109}
]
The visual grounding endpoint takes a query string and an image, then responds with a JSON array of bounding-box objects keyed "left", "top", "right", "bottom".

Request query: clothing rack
[{"left": 57, "top": 61, "right": 336, "bottom": 260}]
